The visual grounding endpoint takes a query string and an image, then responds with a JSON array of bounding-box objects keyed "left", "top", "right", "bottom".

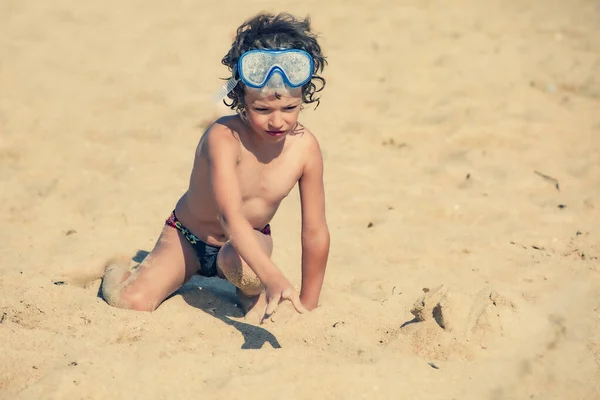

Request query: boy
[{"left": 100, "top": 12, "right": 330, "bottom": 324}]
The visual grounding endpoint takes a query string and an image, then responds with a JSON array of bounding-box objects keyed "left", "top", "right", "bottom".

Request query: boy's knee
[
  {"left": 216, "top": 242, "right": 241, "bottom": 281},
  {"left": 105, "top": 286, "right": 158, "bottom": 312},
  {"left": 237, "top": 274, "right": 263, "bottom": 297},
  {"left": 121, "top": 287, "right": 158, "bottom": 312},
  {"left": 217, "top": 243, "right": 262, "bottom": 296},
  {"left": 217, "top": 242, "right": 239, "bottom": 270}
]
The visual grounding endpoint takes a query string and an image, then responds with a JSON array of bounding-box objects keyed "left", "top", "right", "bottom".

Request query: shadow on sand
[{"left": 176, "top": 276, "right": 281, "bottom": 349}]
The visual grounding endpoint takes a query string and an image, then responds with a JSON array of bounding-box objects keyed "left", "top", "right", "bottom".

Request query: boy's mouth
[{"left": 266, "top": 130, "right": 285, "bottom": 136}]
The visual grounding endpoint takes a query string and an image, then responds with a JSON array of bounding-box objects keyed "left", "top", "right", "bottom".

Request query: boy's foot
[
  {"left": 100, "top": 257, "right": 133, "bottom": 307},
  {"left": 236, "top": 288, "right": 268, "bottom": 324}
]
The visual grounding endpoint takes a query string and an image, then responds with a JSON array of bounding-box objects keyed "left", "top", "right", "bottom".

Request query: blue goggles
[
  {"left": 236, "top": 49, "right": 314, "bottom": 89},
  {"left": 216, "top": 49, "right": 314, "bottom": 100}
]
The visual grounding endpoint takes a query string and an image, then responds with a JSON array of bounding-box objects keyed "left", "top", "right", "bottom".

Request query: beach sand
[{"left": 1, "top": 0, "right": 600, "bottom": 398}]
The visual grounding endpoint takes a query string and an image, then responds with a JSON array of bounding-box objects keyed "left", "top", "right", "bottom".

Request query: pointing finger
[{"left": 262, "top": 293, "right": 281, "bottom": 321}]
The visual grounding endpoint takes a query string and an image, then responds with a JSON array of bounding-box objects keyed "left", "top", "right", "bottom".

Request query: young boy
[{"left": 100, "top": 12, "right": 330, "bottom": 324}]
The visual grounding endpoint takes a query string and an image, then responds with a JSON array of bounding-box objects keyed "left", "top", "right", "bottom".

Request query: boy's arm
[
  {"left": 298, "top": 134, "right": 330, "bottom": 310},
  {"left": 205, "top": 124, "right": 305, "bottom": 318}
]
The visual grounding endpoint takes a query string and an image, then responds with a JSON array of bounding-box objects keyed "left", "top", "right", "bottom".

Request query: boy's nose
[{"left": 269, "top": 112, "right": 283, "bottom": 129}]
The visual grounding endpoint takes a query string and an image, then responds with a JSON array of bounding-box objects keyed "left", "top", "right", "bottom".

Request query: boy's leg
[
  {"left": 101, "top": 224, "right": 200, "bottom": 311},
  {"left": 216, "top": 230, "right": 272, "bottom": 318}
]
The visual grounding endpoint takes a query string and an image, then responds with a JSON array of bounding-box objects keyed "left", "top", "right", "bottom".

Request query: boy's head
[{"left": 222, "top": 13, "right": 327, "bottom": 113}]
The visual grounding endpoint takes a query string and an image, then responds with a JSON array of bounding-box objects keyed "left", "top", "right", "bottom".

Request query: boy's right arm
[{"left": 204, "top": 124, "right": 307, "bottom": 321}]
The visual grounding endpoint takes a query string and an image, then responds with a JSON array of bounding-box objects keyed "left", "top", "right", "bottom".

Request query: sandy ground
[{"left": 1, "top": 0, "right": 600, "bottom": 398}]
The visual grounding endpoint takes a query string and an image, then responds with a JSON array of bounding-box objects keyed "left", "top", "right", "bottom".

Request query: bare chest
[{"left": 236, "top": 155, "right": 302, "bottom": 206}]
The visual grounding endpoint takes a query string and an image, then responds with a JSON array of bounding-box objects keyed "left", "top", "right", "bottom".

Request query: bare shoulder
[
  {"left": 295, "top": 124, "right": 319, "bottom": 145},
  {"left": 294, "top": 124, "right": 324, "bottom": 170},
  {"left": 197, "top": 116, "right": 243, "bottom": 161}
]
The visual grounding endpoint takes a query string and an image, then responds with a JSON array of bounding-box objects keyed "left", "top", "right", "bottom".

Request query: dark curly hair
[{"left": 221, "top": 12, "right": 327, "bottom": 112}]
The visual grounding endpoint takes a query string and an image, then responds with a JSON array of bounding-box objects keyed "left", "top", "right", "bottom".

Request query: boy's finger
[
  {"left": 287, "top": 292, "right": 308, "bottom": 314},
  {"left": 259, "top": 302, "right": 269, "bottom": 324},
  {"left": 264, "top": 294, "right": 281, "bottom": 317}
]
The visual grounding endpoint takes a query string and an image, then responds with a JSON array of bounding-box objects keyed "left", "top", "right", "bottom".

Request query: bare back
[{"left": 174, "top": 115, "right": 312, "bottom": 246}]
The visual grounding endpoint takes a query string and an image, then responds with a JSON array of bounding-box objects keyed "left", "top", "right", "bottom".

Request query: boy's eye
[{"left": 252, "top": 105, "right": 299, "bottom": 112}]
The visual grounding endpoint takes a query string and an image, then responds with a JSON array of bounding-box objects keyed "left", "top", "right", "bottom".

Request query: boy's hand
[{"left": 261, "top": 274, "right": 307, "bottom": 324}]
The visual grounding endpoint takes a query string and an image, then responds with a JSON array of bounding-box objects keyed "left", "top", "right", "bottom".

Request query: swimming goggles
[{"left": 216, "top": 49, "right": 314, "bottom": 100}]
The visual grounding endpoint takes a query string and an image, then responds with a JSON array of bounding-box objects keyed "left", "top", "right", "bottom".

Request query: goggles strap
[{"left": 214, "top": 77, "right": 239, "bottom": 103}]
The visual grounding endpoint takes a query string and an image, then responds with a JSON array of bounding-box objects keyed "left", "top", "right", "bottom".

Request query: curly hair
[{"left": 221, "top": 12, "right": 327, "bottom": 112}]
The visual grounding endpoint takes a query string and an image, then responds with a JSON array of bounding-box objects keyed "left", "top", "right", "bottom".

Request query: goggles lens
[{"left": 237, "top": 49, "right": 314, "bottom": 89}]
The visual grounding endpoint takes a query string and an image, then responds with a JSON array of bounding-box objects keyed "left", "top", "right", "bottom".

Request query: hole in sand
[{"left": 432, "top": 304, "right": 445, "bottom": 329}]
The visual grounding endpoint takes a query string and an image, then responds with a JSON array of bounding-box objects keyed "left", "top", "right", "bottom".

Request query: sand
[{"left": 1, "top": 0, "right": 600, "bottom": 398}]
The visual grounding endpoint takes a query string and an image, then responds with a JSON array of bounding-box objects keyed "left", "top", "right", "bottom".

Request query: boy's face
[{"left": 243, "top": 87, "right": 303, "bottom": 142}]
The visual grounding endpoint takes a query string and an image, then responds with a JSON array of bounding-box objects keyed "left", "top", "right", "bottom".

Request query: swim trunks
[{"left": 165, "top": 210, "right": 271, "bottom": 277}]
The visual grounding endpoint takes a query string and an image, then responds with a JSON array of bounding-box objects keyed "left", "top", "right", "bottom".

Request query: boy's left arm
[{"left": 298, "top": 135, "right": 330, "bottom": 310}]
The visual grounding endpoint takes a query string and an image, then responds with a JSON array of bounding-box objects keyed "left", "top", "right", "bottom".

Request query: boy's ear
[{"left": 240, "top": 110, "right": 249, "bottom": 124}]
